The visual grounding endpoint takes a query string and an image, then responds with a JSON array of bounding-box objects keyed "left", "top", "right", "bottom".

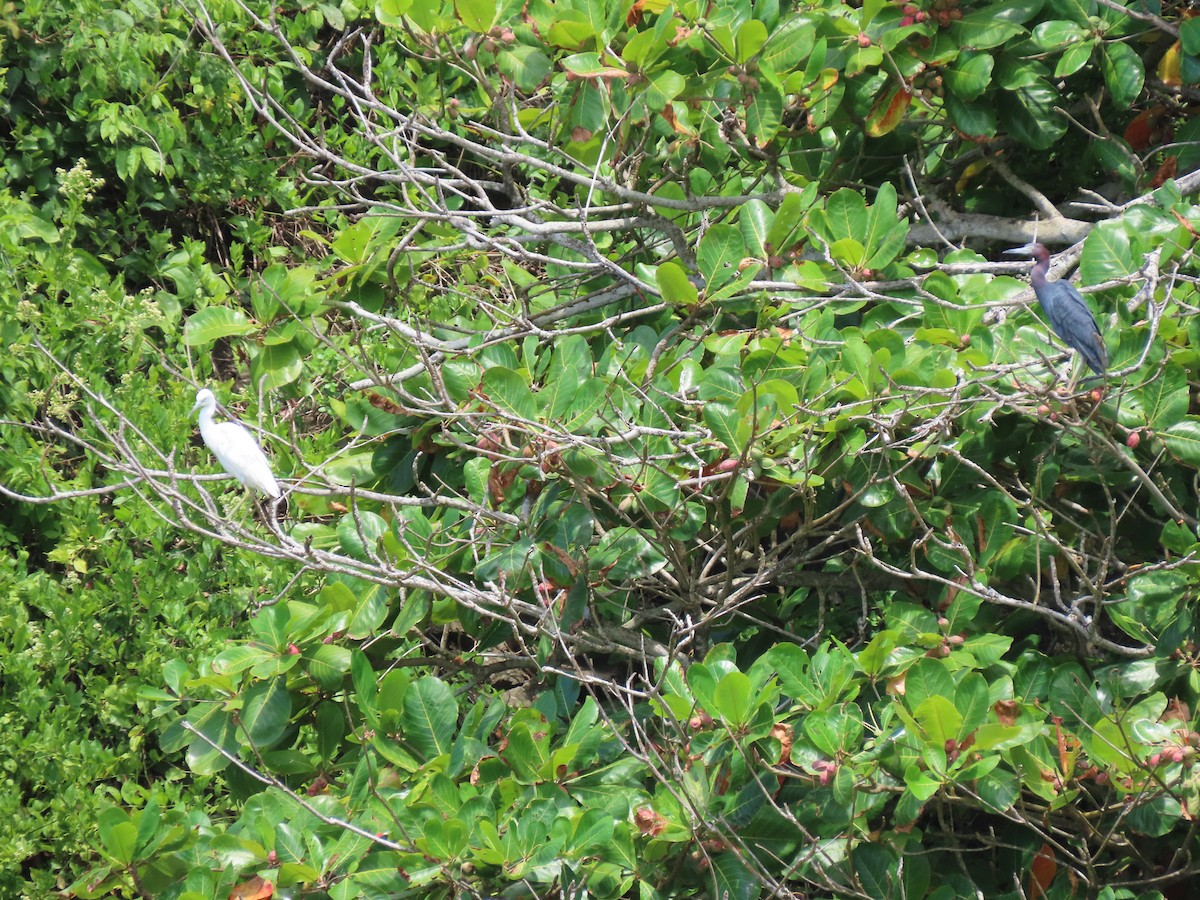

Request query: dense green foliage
[{"left": 6, "top": 0, "right": 1200, "bottom": 898}]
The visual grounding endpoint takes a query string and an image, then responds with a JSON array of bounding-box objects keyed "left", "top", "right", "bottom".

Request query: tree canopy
[{"left": 5, "top": 0, "right": 1200, "bottom": 897}]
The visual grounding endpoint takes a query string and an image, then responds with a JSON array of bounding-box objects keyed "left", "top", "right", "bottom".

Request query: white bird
[{"left": 191, "top": 388, "right": 281, "bottom": 498}]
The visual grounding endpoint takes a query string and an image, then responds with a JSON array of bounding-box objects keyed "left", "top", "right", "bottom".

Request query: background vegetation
[{"left": 5, "top": 0, "right": 1200, "bottom": 897}]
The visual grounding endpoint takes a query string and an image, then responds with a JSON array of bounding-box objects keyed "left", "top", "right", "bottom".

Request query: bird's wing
[
  {"left": 1045, "top": 289, "right": 1100, "bottom": 343},
  {"left": 208, "top": 422, "right": 280, "bottom": 495},
  {"left": 1043, "top": 287, "right": 1107, "bottom": 373}
]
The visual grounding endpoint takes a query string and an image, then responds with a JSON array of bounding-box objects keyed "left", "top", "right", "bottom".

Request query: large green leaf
[
  {"left": 1161, "top": 419, "right": 1200, "bottom": 466},
  {"left": 760, "top": 15, "right": 816, "bottom": 72},
  {"left": 182, "top": 307, "right": 257, "bottom": 346},
  {"left": 242, "top": 676, "right": 291, "bottom": 748},
  {"left": 949, "top": 6, "right": 1027, "bottom": 49},
  {"left": 656, "top": 260, "right": 699, "bottom": 306},
  {"left": 746, "top": 78, "right": 783, "bottom": 144},
  {"left": 905, "top": 657, "right": 955, "bottom": 708},
  {"left": 1080, "top": 221, "right": 1136, "bottom": 282},
  {"left": 481, "top": 365, "right": 538, "bottom": 420},
  {"left": 698, "top": 224, "right": 746, "bottom": 291},
  {"left": 1103, "top": 41, "right": 1145, "bottom": 108},
  {"left": 944, "top": 51, "right": 994, "bottom": 101},
  {"left": 1001, "top": 82, "right": 1067, "bottom": 148},
  {"left": 913, "top": 695, "right": 963, "bottom": 746},
  {"left": 402, "top": 676, "right": 458, "bottom": 760},
  {"left": 1138, "top": 362, "right": 1188, "bottom": 430},
  {"left": 454, "top": 0, "right": 495, "bottom": 32}
]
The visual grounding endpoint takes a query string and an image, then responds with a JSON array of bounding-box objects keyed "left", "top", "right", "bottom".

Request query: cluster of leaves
[
  {"left": 0, "top": 168, "right": 313, "bottom": 893},
  {"left": 0, "top": 0, "right": 295, "bottom": 276},
  {"left": 8, "top": 0, "right": 1200, "bottom": 898}
]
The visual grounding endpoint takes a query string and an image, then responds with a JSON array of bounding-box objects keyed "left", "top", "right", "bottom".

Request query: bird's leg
[{"left": 1064, "top": 359, "right": 1081, "bottom": 395}]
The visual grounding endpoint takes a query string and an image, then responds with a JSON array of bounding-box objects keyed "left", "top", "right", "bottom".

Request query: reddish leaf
[
  {"left": 229, "top": 876, "right": 274, "bottom": 900},
  {"left": 1029, "top": 843, "right": 1056, "bottom": 899},
  {"left": 659, "top": 103, "right": 692, "bottom": 135},
  {"left": 1151, "top": 156, "right": 1178, "bottom": 189},
  {"left": 1124, "top": 105, "right": 1171, "bottom": 151},
  {"left": 633, "top": 806, "right": 667, "bottom": 835},
  {"left": 864, "top": 84, "right": 912, "bottom": 137},
  {"left": 993, "top": 699, "right": 1019, "bottom": 727}
]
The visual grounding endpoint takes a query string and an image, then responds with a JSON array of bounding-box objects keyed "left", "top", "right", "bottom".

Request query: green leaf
[
  {"left": 1161, "top": 419, "right": 1200, "bottom": 465},
  {"left": 250, "top": 341, "right": 303, "bottom": 390},
  {"left": 345, "top": 581, "right": 390, "bottom": 640},
  {"left": 182, "top": 307, "right": 257, "bottom": 346},
  {"left": 315, "top": 702, "right": 347, "bottom": 762},
  {"left": 561, "top": 53, "right": 628, "bottom": 78},
  {"left": 857, "top": 630, "right": 899, "bottom": 678},
  {"left": 99, "top": 813, "right": 138, "bottom": 866},
  {"left": 854, "top": 844, "right": 899, "bottom": 898},
  {"left": 913, "top": 695, "right": 963, "bottom": 746},
  {"left": 863, "top": 182, "right": 906, "bottom": 269},
  {"left": 497, "top": 45, "right": 552, "bottom": 92},
  {"left": 1102, "top": 41, "right": 1145, "bottom": 109},
  {"left": 703, "top": 400, "right": 744, "bottom": 453},
  {"left": 541, "top": 361, "right": 584, "bottom": 423},
  {"left": 746, "top": 78, "right": 783, "bottom": 144},
  {"left": 1080, "top": 221, "right": 1137, "bottom": 282},
  {"left": 402, "top": 676, "right": 458, "bottom": 760},
  {"left": 375, "top": 0, "right": 413, "bottom": 25},
  {"left": 1055, "top": 39, "right": 1095, "bottom": 78},
  {"left": 698, "top": 224, "right": 746, "bottom": 291},
  {"left": 736, "top": 19, "right": 768, "bottom": 63},
  {"left": 949, "top": 7, "right": 1026, "bottom": 50},
  {"left": 242, "top": 676, "right": 291, "bottom": 748},
  {"left": 740, "top": 199, "right": 772, "bottom": 257},
  {"left": 945, "top": 93, "right": 997, "bottom": 139},
  {"left": 481, "top": 366, "right": 537, "bottom": 419},
  {"left": 713, "top": 671, "right": 753, "bottom": 727},
  {"left": 905, "top": 657, "right": 955, "bottom": 708},
  {"left": 976, "top": 768, "right": 1020, "bottom": 812},
  {"left": 1032, "top": 20, "right": 1087, "bottom": 48},
  {"left": 548, "top": 18, "right": 595, "bottom": 51},
  {"left": 186, "top": 705, "right": 237, "bottom": 775},
  {"left": 760, "top": 15, "right": 816, "bottom": 72},
  {"left": 593, "top": 527, "right": 668, "bottom": 581},
  {"left": 974, "top": 491, "right": 1018, "bottom": 567},
  {"left": 455, "top": 0, "right": 495, "bottom": 32},
  {"left": 132, "top": 796, "right": 161, "bottom": 859},
  {"left": 1001, "top": 83, "right": 1067, "bottom": 149},
  {"left": 954, "top": 672, "right": 990, "bottom": 738},
  {"left": 1139, "top": 362, "right": 1188, "bottom": 430},
  {"left": 820, "top": 188, "right": 868, "bottom": 241},
  {"left": 477, "top": 538, "right": 536, "bottom": 581},
  {"left": 1183, "top": 17, "right": 1200, "bottom": 56},
  {"left": 352, "top": 649, "right": 379, "bottom": 730},
  {"left": 656, "top": 260, "right": 699, "bottom": 306},
  {"left": 712, "top": 851, "right": 757, "bottom": 900},
  {"left": 944, "top": 51, "right": 994, "bottom": 101},
  {"left": 765, "top": 185, "right": 816, "bottom": 251},
  {"left": 337, "top": 511, "right": 388, "bottom": 561}
]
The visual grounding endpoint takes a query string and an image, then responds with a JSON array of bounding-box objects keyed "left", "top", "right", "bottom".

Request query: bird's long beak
[
  {"left": 1004, "top": 243, "right": 1037, "bottom": 256},
  {"left": 190, "top": 399, "right": 202, "bottom": 417}
]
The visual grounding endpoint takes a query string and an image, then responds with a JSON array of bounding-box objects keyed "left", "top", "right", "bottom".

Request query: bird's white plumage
[{"left": 191, "top": 388, "right": 281, "bottom": 498}]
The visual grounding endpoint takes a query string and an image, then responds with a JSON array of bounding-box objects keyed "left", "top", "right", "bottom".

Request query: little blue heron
[
  {"left": 191, "top": 388, "right": 282, "bottom": 498},
  {"left": 1005, "top": 242, "right": 1108, "bottom": 376}
]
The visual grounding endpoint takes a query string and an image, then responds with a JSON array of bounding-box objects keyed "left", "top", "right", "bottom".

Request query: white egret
[{"left": 191, "top": 388, "right": 281, "bottom": 498}]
